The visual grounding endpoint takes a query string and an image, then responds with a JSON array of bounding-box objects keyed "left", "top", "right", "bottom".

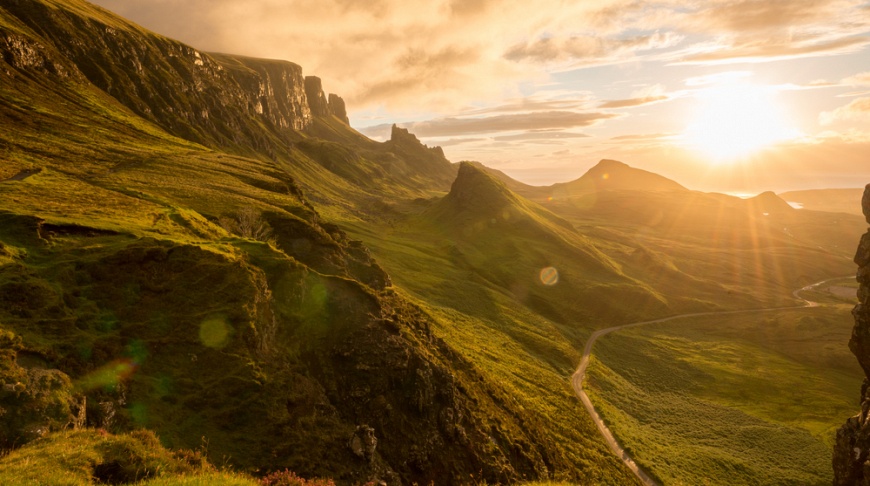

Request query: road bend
[{"left": 571, "top": 276, "right": 851, "bottom": 486}]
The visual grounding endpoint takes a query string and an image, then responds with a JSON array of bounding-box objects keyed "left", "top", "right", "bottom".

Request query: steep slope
[
  {"left": 468, "top": 161, "right": 544, "bottom": 196},
  {"left": 3, "top": 0, "right": 313, "bottom": 152},
  {"left": 1, "top": 0, "right": 455, "bottom": 218},
  {"left": 422, "top": 162, "right": 668, "bottom": 326}
]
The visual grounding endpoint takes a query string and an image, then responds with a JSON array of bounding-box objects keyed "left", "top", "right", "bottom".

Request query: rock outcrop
[
  {"left": 304, "top": 76, "right": 350, "bottom": 124},
  {"left": 382, "top": 125, "right": 456, "bottom": 188},
  {"left": 328, "top": 93, "right": 350, "bottom": 124},
  {"left": 0, "top": 0, "right": 353, "bottom": 152},
  {"left": 833, "top": 183, "right": 870, "bottom": 485},
  {"left": 304, "top": 76, "right": 331, "bottom": 117}
]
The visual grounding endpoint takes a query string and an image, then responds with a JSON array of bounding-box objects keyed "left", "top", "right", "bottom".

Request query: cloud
[
  {"left": 90, "top": 0, "right": 870, "bottom": 116},
  {"left": 459, "top": 98, "right": 591, "bottom": 116},
  {"left": 610, "top": 133, "right": 674, "bottom": 141},
  {"left": 598, "top": 95, "right": 668, "bottom": 108},
  {"left": 427, "top": 137, "right": 487, "bottom": 147},
  {"left": 676, "top": 36, "right": 870, "bottom": 65},
  {"left": 493, "top": 131, "right": 590, "bottom": 142},
  {"left": 843, "top": 72, "right": 870, "bottom": 86},
  {"left": 666, "top": 0, "right": 870, "bottom": 65},
  {"left": 684, "top": 71, "right": 753, "bottom": 86},
  {"left": 504, "top": 31, "right": 683, "bottom": 65},
  {"left": 360, "top": 111, "right": 617, "bottom": 138},
  {"left": 820, "top": 97, "right": 870, "bottom": 125},
  {"left": 695, "top": 0, "right": 863, "bottom": 33}
]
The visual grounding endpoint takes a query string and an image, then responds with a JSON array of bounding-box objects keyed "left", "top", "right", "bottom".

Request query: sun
[{"left": 683, "top": 82, "right": 800, "bottom": 163}]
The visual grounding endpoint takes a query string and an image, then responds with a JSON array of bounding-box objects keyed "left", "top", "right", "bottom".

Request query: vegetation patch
[{"left": 586, "top": 305, "right": 861, "bottom": 485}]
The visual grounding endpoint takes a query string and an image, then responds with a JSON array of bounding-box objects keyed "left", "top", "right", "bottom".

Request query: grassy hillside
[
  {"left": 2, "top": 0, "right": 865, "bottom": 484},
  {"left": 586, "top": 293, "right": 861, "bottom": 485},
  {"left": 0, "top": 1, "right": 640, "bottom": 483}
]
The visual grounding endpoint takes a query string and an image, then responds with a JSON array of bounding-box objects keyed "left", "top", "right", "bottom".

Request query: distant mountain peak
[
  {"left": 746, "top": 191, "right": 794, "bottom": 214},
  {"left": 551, "top": 159, "right": 686, "bottom": 196},
  {"left": 592, "top": 159, "right": 630, "bottom": 170}
]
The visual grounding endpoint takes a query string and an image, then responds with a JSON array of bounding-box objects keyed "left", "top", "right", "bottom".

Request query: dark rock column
[
  {"left": 304, "top": 76, "right": 330, "bottom": 116},
  {"left": 328, "top": 93, "right": 349, "bottom": 124},
  {"left": 834, "top": 183, "right": 870, "bottom": 485}
]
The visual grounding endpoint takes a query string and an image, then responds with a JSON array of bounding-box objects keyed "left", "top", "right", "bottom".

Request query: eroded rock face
[
  {"left": 304, "top": 76, "right": 350, "bottom": 124},
  {"left": 2, "top": 1, "right": 358, "bottom": 149},
  {"left": 349, "top": 425, "right": 377, "bottom": 463},
  {"left": 834, "top": 183, "right": 870, "bottom": 485},
  {"left": 328, "top": 93, "right": 349, "bottom": 124},
  {"left": 304, "top": 76, "right": 331, "bottom": 117}
]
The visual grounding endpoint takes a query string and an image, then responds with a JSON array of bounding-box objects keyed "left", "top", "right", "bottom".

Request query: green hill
[
  {"left": 0, "top": 0, "right": 638, "bottom": 484},
  {"left": 1, "top": 0, "right": 864, "bottom": 484}
]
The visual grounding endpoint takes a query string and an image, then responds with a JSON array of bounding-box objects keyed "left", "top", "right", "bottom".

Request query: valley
[{"left": 0, "top": 1, "right": 867, "bottom": 485}]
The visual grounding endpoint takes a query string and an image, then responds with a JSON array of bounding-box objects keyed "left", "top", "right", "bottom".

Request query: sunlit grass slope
[
  {"left": 586, "top": 301, "right": 861, "bottom": 485},
  {"left": 0, "top": 429, "right": 258, "bottom": 486},
  {"left": 0, "top": 1, "right": 644, "bottom": 482}
]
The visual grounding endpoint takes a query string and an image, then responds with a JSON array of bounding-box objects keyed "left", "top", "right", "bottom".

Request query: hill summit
[
  {"left": 745, "top": 191, "right": 795, "bottom": 215},
  {"left": 429, "top": 162, "right": 574, "bottom": 234},
  {"left": 550, "top": 159, "right": 687, "bottom": 197}
]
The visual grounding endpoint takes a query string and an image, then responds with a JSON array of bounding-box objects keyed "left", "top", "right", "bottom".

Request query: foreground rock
[{"left": 834, "top": 183, "right": 870, "bottom": 485}]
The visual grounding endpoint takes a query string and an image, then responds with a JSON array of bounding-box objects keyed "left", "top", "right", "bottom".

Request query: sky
[{"left": 90, "top": 0, "right": 870, "bottom": 193}]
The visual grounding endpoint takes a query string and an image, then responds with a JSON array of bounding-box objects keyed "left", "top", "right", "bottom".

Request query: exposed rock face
[
  {"left": 211, "top": 54, "right": 311, "bottom": 131},
  {"left": 349, "top": 425, "right": 377, "bottom": 463},
  {"left": 328, "top": 93, "right": 350, "bottom": 124},
  {"left": 304, "top": 76, "right": 331, "bottom": 117},
  {"left": 1, "top": 0, "right": 357, "bottom": 150},
  {"left": 383, "top": 125, "right": 456, "bottom": 188},
  {"left": 304, "top": 76, "right": 350, "bottom": 124},
  {"left": 834, "top": 183, "right": 870, "bottom": 485}
]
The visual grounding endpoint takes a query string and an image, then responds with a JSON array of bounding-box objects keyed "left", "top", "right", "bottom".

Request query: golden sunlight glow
[{"left": 683, "top": 83, "right": 800, "bottom": 163}]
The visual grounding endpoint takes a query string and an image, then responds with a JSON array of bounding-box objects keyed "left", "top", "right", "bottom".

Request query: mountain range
[{"left": 0, "top": 1, "right": 865, "bottom": 485}]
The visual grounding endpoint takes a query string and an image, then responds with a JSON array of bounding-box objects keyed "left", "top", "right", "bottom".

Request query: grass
[
  {"left": 0, "top": 429, "right": 213, "bottom": 485},
  {"left": 585, "top": 303, "right": 861, "bottom": 485},
  {"left": 2, "top": 1, "right": 866, "bottom": 483}
]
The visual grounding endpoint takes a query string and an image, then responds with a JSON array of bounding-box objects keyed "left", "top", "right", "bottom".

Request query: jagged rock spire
[{"left": 304, "top": 76, "right": 349, "bottom": 124}]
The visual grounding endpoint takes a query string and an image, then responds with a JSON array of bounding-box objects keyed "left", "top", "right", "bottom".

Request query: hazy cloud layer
[
  {"left": 504, "top": 32, "right": 683, "bottom": 64},
  {"left": 360, "top": 111, "right": 616, "bottom": 138},
  {"left": 88, "top": 0, "right": 870, "bottom": 191},
  {"left": 820, "top": 97, "right": 870, "bottom": 124},
  {"left": 844, "top": 72, "right": 870, "bottom": 86},
  {"left": 599, "top": 96, "right": 668, "bottom": 108},
  {"left": 610, "top": 133, "right": 674, "bottom": 141},
  {"left": 90, "top": 0, "right": 870, "bottom": 113},
  {"left": 494, "top": 131, "right": 591, "bottom": 142}
]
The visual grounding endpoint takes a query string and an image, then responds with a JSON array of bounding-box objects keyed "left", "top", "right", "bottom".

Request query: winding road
[{"left": 570, "top": 276, "right": 849, "bottom": 486}]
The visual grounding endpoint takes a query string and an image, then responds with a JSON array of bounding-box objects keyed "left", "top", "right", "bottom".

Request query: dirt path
[{"left": 571, "top": 276, "right": 849, "bottom": 486}]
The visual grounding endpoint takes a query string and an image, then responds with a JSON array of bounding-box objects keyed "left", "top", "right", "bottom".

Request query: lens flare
[
  {"left": 75, "top": 358, "right": 139, "bottom": 392},
  {"left": 199, "top": 316, "right": 232, "bottom": 349},
  {"left": 539, "top": 267, "right": 559, "bottom": 286}
]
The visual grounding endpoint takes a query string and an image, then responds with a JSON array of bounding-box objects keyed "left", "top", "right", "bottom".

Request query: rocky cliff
[
  {"left": 1, "top": 0, "right": 347, "bottom": 154},
  {"left": 833, "top": 184, "right": 870, "bottom": 485},
  {"left": 0, "top": 1, "right": 575, "bottom": 483}
]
